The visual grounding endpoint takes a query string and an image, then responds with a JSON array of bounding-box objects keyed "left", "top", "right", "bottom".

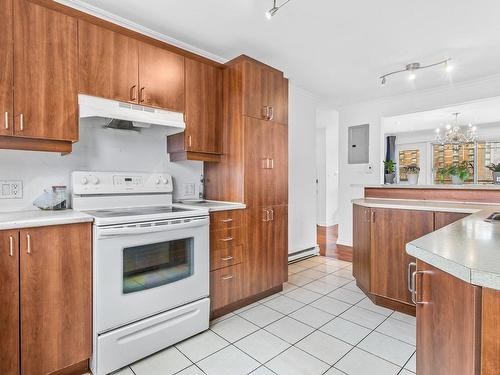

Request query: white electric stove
[{"left": 72, "top": 171, "right": 210, "bottom": 375}]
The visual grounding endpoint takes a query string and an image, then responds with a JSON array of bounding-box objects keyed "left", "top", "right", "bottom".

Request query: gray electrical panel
[{"left": 348, "top": 124, "right": 369, "bottom": 164}]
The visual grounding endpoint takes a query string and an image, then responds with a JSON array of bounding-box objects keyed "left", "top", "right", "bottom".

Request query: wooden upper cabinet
[
  {"left": 138, "top": 42, "right": 185, "bottom": 111},
  {"left": 185, "top": 58, "right": 222, "bottom": 154},
  {"left": 267, "top": 71, "right": 288, "bottom": 124},
  {"left": 416, "top": 260, "right": 481, "bottom": 375},
  {"left": 0, "top": 0, "right": 13, "bottom": 136},
  {"left": 14, "top": 0, "right": 78, "bottom": 141},
  {"left": 370, "top": 208, "right": 434, "bottom": 305},
  {"left": 20, "top": 223, "right": 91, "bottom": 375},
  {"left": 352, "top": 204, "right": 371, "bottom": 293},
  {"left": 0, "top": 230, "right": 19, "bottom": 375},
  {"left": 78, "top": 21, "right": 139, "bottom": 103},
  {"left": 242, "top": 61, "right": 268, "bottom": 120}
]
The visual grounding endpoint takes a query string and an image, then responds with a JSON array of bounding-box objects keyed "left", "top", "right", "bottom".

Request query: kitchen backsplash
[{"left": 0, "top": 118, "right": 203, "bottom": 212}]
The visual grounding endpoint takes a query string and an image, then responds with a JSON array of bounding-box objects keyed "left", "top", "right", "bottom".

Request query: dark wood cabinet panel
[
  {"left": 211, "top": 245, "right": 243, "bottom": 271},
  {"left": 269, "top": 122, "right": 288, "bottom": 206},
  {"left": 352, "top": 204, "right": 371, "bottom": 293},
  {"left": 416, "top": 260, "right": 481, "bottom": 375},
  {"left": 482, "top": 288, "right": 500, "bottom": 375},
  {"left": 434, "top": 211, "right": 470, "bottom": 230},
  {"left": 138, "top": 42, "right": 184, "bottom": 111},
  {"left": 0, "top": 230, "right": 19, "bottom": 375},
  {"left": 210, "top": 210, "right": 245, "bottom": 231},
  {"left": 242, "top": 61, "right": 268, "bottom": 120},
  {"left": 371, "top": 208, "right": 434, "bottom": 305},
  {"left": 267, "top": 70, "right": 288, "bottom": 124},
  {"left": 14, "top": 0, "right": 78, "bottom": 141},
  {"left": 20, "top": 223, "right": 91, "bottom": 375},
  {"left": 78, "top": 21, "right": 139, "bottom": 103},
  {"left": 210, "top": 263, "right": 244, "bottom": 311},
  {"left": 267, "top": 205, "right": 288, "bottom": 288},
  {"left": 0, "top": 0, "right": 13, "bottom": 136},
  {"left": 185, "top": 58, "right": 222, "bottom": 154},
  {"left": 210, "top": 227, "right": 244, "bottom": 251}
]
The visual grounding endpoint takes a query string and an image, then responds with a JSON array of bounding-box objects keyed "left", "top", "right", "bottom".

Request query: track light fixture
[
  {"left": 265, "top": 0, "right": 292, "bottom": 19},
  {"left": 379, "top": 58, "right": 452, "bottom": 86}
]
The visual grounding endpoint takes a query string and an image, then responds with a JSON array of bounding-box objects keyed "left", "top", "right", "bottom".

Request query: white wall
[
  {"left": 0, "top": 118, "right": 203, "bottom": 212},
  {"left": 289, "top": 82, "right": 319, "bottom": 255},
  {"left": 316, "top": 109, "right": 340, "bottom": 226},
  {"left": 335, "top": 74, "right": 500, "bottom": 246}
]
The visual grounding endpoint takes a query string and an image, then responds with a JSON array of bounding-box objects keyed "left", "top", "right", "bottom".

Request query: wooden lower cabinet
[
  {"left": 481, "top": 288, "right": 500, "bottom": 375},
  {"left": 416, "top": 261, "right": 482, "bottom": 375},
  {"left": 371, "top": 208, "right": 434, "bottom": 305},
  {"left": 352, "top": 204, "right": 371, "bottom": 293},
  {"left": 210, "top": 263, "right": 244, "bottom": 311},
  {"left": 434, "top": 211, "right": 470, "bottom": 230},
  {"left": 0, "top": 223, "right": 91, "bottom": 375}
]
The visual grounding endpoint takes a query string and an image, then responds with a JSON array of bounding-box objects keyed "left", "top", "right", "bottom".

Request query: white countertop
[
  {"left": 352, "top": 198, "right": 490, "bottom": 214},
  {"left": 353, "top": 198, "right": 500, "bottom": 290},
  {"left": 176, "top": 200, "right": 246, "bottom": 212},
  {"left": 0, "top": 209, "right": 94, "bottom": 230}
]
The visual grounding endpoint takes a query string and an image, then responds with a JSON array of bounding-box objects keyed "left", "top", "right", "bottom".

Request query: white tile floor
[{"left": 107, "top": 256, "right": 416, "bottom": 375}]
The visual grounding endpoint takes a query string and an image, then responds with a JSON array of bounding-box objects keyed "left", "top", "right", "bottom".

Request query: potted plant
[
  {"left": 401, "top": 164, "right": 420, "bottom": 185},
  {"left": 487, "top": 163, "right": 500, "bottom": 184},
  {"left": 447, "top": 161, "right": 472, "bottom": 185},
  {"left": 383, "top": 160, "right": 396, "bottom": 184},
  {"left": 436, "top": 167, "right": 448, "bottom": 184}
]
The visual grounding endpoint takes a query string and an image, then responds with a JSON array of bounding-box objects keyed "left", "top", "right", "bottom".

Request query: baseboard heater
[{"left": 288, "top": 245, "right": 320, "bottom": 262}]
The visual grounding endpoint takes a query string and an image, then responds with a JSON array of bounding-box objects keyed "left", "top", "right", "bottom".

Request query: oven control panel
[{"left": 72, "top": 171, "right": 173, "bottom": 195}]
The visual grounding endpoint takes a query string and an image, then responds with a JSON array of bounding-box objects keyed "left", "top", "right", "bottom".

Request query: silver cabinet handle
[
  {"left": 268, "top": 106, "right": 274, "bottom": 121},
  {"left": 411, "top": 270, "right": 425, "bottom": 305},
  {"left": 262, "top": 106, "right": 269, "bottom": 120},
  {"left": 187, "top": 135, "right": 192, "bottom": 148},
  {"left": 9, "top": 236, "right": 14, "bottom": 257},
  {"left": 220, "top": 218, "right": 233, "bottom": 223},
  {"left": 222, "top": 275, "right": 234, "bottom": 280},
  {"left": 26, "top": 234, "right": 31, "bottom": 254},
  {"left": 269, "top": 159, "right": 274, "bottom": 169},
  {"left": 263, "top": 209, "right": 269, "bottom": 222},
  {"left": 220, "top": 237, "right": 233, "bottom": 242},
  {"left": 268, "top": 209, "right": 274, "bottom": 221},
  {"left": 4, "top": 112, "right": 8, "bottom": 129},
  {"left": 19, "top": 113, "right": 24, "bottom": 131},
  {"left": 408, "top": 262, "right": 416, "bottom": 292},
  {"left": 221, "top": 256, "right": 234, "bottom": 261}
]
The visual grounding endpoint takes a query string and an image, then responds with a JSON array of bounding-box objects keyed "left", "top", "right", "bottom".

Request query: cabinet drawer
[
  {"left": 210, "top": 210, "right": 244, "bottom": 231},
  {"left": 210, "top": 264, "right": 243, "bottom": 311},
  {"left": 211, "top": 245, "right": 243, "bottom": 271},
  {"left": 210, "top": 227, "right": 244, "bottom": 250}
]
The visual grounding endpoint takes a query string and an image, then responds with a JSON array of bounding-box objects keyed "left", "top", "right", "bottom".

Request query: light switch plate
[
  {"left": 183, "top": 183, "right": 196, "bottom": 197},
  {"left": 0, "top": 180, "right": 23, "bottom": 199}
]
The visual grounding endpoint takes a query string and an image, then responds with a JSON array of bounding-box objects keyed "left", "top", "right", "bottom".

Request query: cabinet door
[
  {"left": 352, "top": 204, "right": 371, "bottom": 293},
  {"left": 371, "top": 208, "right": 433, "bottom": 305},
  {"left": 244, "top": 207, "right": 270, "bottom": 297},
  {"left": 138, "top": 42, "right": 185, "bottom": 111},
  {"left": 79, "top": 21, "right": 139, "bottom": 103},
  {"left": 267, "top": 71, "right": 288, "bottom": 124},
  {"left": 482, "top": 288, "right": 500, "bottom": 375},
  {"left": 0, "top": 230, "right": 19, "bottom": 375},
  {"left": 434, "top": 211, "right": 470, "bottom": 230},
  {"left": 267, "top": 205, "right": 288, "bottom": 288},
  {"left": 416, "top": 260, "right": 481, "bottom": 375},
  {"left": 242, "top": 61, "right": 268, "bottom": 120},
  {"left": 14, "top": 0, "right": 78, "bottom": 141},
  {"left": 185, "top": 59, "right": 222, "bottom": 154},
  {"left": 210, "top": 263, "right": 244, "bottom": 311},
  {"left": 0, "top": 0, "right": 13, "bottom": 136},
  {"left": 244, "top": 117, "right": 272, "bottom": 207},
  {"left": 268, "top": 122, "right": 288, "bottom": 206},
  {"left": 20, "top": 224, "right": 91, "bottom": 375}
]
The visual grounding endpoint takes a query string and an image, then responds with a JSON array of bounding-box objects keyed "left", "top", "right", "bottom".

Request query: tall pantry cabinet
[{"left": 205, "top": 55, "right": 288, "bottom": 312}]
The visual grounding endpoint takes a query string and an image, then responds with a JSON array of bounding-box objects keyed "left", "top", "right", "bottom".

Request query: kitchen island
[{"left": 352, "top": 185, "right": 500, "bottom": 375}]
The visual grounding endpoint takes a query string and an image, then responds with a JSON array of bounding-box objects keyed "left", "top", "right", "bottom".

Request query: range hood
[{"left": 78, "top": 94, "right": 185, "bottom": 134}]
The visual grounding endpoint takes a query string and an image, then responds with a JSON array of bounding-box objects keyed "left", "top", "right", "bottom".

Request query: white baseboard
[
  {"left": 288, "top": 245, "right": 320, "bottom": 262},
  {"left": 335, "top": 238, "right": 353, "bottom": 247}
]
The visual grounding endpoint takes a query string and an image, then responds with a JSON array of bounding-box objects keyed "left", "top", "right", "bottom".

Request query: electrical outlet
[
  {"left": 183, "top": 183, "right": 196, "bottom": 197},
  {"left": 0, "top": 180, "right": 23, "bottom": 199}
]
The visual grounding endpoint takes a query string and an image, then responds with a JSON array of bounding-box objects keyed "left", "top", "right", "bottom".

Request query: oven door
[{"left": 94, "top": 216, "right": 209, "bottom": 333}]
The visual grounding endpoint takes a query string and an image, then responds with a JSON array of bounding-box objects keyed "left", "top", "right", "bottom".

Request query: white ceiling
[
  {"left": 63, "top": 0, "right": 500, "bottom": 106},
  {"left": 383, "top": 96, "right": 500, "bottom": 134}
]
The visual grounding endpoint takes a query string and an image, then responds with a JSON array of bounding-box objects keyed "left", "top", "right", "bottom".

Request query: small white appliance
[
  {"left": 72, "top": 171, "right": 210, "bottom": 375},
  {"left": 78, "top": 94, "right": 186, "bottom": 134}
]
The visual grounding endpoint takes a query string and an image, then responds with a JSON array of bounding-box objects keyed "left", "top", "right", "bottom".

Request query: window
[{"left": 398, "top": 149, "right": 420, "bottom": 182}]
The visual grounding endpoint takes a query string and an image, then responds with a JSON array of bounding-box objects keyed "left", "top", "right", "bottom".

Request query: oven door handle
[{"left": 98, "top": 217, "right": 209, "bottom": 238}]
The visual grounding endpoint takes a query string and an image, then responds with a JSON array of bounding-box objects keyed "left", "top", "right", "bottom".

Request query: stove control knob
[
  {"left": 80, "top": 177, "right": 88, "bottom": 185},
  {"left": 91, "top": 176, "right": 100, "bottom": 185},
  {"left": 160, "top": 176, "right": 168, "bottom": 184},
  {"left": 155, "top": 178, "right": 161, "bottom": 185}
]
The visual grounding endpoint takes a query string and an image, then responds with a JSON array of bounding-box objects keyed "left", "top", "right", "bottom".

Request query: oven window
[{"left": 122, "top": 238, "right": 194, "bottom": 294}]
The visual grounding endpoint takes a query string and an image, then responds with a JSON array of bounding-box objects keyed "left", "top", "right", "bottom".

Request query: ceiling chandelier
[
  {"left": 435, "top": 112, "right": 477, "bottom": 145},
  {"left": 380, "top": 58, "right": 453, "bottom": 86},
  {"left": 265, "top": 0, "right": 292, "bottom": 19}
]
